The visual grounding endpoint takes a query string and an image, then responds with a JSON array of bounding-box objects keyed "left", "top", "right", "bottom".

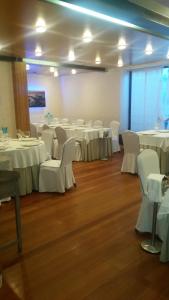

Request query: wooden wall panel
[{"left": 12, "top": 62, "right": 30, "bottom": 131}]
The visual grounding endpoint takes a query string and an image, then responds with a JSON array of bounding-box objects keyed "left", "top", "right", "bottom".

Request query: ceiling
[{"left": 1, "top": 0, "right": 169, "bottom": 75}]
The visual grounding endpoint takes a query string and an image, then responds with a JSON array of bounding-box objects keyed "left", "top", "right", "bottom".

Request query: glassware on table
[
  {"left": 24, "top": 131, "right": 30, "bottom": 138},
  {"left": 16, "top": 129, "right": 24, "bottom": 140},
  {"left": 2, "top": 127, "right": 8, "bottom": 137}
]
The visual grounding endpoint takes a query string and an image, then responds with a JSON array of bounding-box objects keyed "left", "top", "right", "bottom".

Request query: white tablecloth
[
  {"left": 137, "top": 130, "right": 169, "bottom": 174},
  {"left": 34, "top": 123, "right": 113, "bottom": 161},
  {"left": 0, "top": 139, "right": 48, "bottom": 195},
  {"left": 138, "top": 130, "right": 169, "bottom": 152}
]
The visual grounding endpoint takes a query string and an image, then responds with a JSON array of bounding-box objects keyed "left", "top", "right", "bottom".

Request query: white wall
[
  {"left": 27, "top": 73, "right": 63, "bottom": 123},
  {"left": 0, "top": 62, "right": 16, "bottom": 137},
  {"left": 59, "top": 69, "right": 123, "bottom": 126},
  {"left": 28, "top": 69, "right": 123, "bottom": 127}
]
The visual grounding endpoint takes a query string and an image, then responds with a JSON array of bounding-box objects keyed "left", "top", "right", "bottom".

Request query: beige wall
[
  {"left": 27, "top": 73, "right": 63, "bottom": 123},
  {"left": 59, "top": 69, "right": 122, "bottom": 126},
  {"left": 0, "top": 62, "right": 16, "bottom": 137},
  {"left": 28, "top": 69, "right": 123, "bottom": 127}
]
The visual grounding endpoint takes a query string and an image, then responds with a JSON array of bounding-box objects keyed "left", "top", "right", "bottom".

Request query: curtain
[{"left": 130, "top": 68, "right": 166, "bottom": 131}]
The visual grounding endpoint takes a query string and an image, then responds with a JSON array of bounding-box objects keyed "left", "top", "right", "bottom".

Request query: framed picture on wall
[{"left": 28, "top": 91, "right": 46, "bottom": 107}]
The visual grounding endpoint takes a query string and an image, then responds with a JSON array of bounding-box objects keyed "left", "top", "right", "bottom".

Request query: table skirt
[
  {"left": 80, "top": 138, "right": 112, "bottom": 162},
  {"left": 14, "top": 165, "right": 39, "bottom": 196}
]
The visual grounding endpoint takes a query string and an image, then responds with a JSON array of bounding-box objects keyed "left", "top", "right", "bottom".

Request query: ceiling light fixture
[
  {"left": 95, "top": 54, "right": 101, "bottom": 64},
  {"left": 35, "top": 18, "right": 46, "bottom": 33},
  {"left": 23, "top": 58, "right": 58, "bottom": 67},
  {"left": 26, "top": 64, "right": 30, "bottom": 71},
  {"left": 50, "top": 66, "right": 55, "bottom": 72},
  {"left": 83, "top": 28, "right": 93, "bottom": 43},
  {"left": 71, "top": 69, "right": 77, "bottom": 75},
  {"left": 117, "top": 57, "right": 123, "bottom": 67},
  {"left": 35, "top": 45, "right": 42, "bottom": 57},
  {"left": 50, "top": 0, "right": 141, "bottom": 30},
  {"left": 145, "top": 43, "right": 153, "bottom": 55},
  {"left": 54, "top": 69, "right": 59, "bottom": 77},
  {"left": 118, "top": 37, "right": 127, "bottom": 50},
  {"left": 68, "top": 48, "right": 75, "bottom": 61}
]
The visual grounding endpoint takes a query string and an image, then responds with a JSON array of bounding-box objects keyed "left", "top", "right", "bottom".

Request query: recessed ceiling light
[
  {"left": 118, "top": 37, "right": 127, "bottom": 50},
  {"left": 35, "top": 18, "right": 46, "bottom": 33},
  {"left": 35, "top": 45, "right": 42, "bottom": 57},
  {"left": 50, "top": 66, "right": 55, "bottom": 72},
  {"left": 145, "top": 43, "right": 153, "bottom": 55},
  {"left": 71, "top": 69, "right": 76, "bottom": 75},
  {"left": 95, "top": 54, "right": 101, "bottom": 64},
  {"left": 83, "top": 29, "right": 93, "bottom": 43},
  {"left": 26, "top": 64, "right": 30, "bottom": 71},
  {"left": 54, "top": 69, "right": 59, "bottom": 77},
  {"left": 68, "top": 49, "right": 75, "bottom": 61},
  {"left": 117, "top": 57, "right": 123, "bottom": 67}
]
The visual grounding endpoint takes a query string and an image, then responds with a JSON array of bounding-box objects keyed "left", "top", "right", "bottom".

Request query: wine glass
[{"left": 24, "top": 131, "right": 30, "bottom": 138}]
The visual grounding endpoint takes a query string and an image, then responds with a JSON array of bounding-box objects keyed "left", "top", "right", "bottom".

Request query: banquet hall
[{"left": 1, "top": 0, "right": 169, "bottom": 299}]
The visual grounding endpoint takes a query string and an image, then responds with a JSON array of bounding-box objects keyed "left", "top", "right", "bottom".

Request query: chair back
[
  {"left": 30, "top": 123, "right": 38, "bottom": 138},
  {"left": 137, "top": 149, "right": 160, "bottom": 194},
  {"left": 93, "top": 120, "right": 103, "bottom": 127},
  {"left": 122, "top": 131, "right": 140, "bottom": 154},
  {"left": 61, "top": 118, "right": 69, "bottom": 124},
  {"left": 55, "top": 127, "right": 67, "bottom": 144},
  {"left": 42, "top": 124, "right": 50, "bottom": 130},
  {"left": 61, "top": 138, "right": 75, "bottom": 166},
  {"left": 76, "top": 119, "right": 85, "bottom": 125},
  {"left": 41, "top": 129, "right": 54, "bottom": 156},
  {"left": 85, "top": 120, "right": 93, "bottom": 127},
  {"left": 110, "top": 120, "right": 120, "bottom": 136}
]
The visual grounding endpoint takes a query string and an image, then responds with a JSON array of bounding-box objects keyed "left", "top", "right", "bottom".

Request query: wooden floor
[{"left": 0, "top": 153, "right": 169, "bottom": 300}]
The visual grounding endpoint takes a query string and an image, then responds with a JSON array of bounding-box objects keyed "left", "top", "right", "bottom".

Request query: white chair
[
  {"left": 53, "top": 127, "right": 82, "bottom": 161},
  {"left": 136, "top": 149, "right": 164, "bottom": 253},
  {"left": 109, "top": 120, "right": 120, "bottom": 152},
  {"left": 75, "top": 119, "right": 85, "bottom": 126},
  {"left": 121, "top": 131, "right": 140, "bottom": 174},
  {"left": 60, "top": 118, "right": 69, "bottom": 124},
  {"left": 93, "top": 120, "right": 103, "bottom": 128},
  {"left": 85, "top": 120, "right": 93, "bottom": 127},
  {"left": 39, "top": 138, "right": 76, "bottom": 193},
  {"left": 53, "top": 127, "right": 67, "bottom": 159},
  {"left": 42, "top": 124, "right": 50, "bottom": 130},
  {"left": 30, "top": 123, "right": 38, "bottom": 138},
  {"left": 41, "top": 129, "right": 54, "bottom": 158}
]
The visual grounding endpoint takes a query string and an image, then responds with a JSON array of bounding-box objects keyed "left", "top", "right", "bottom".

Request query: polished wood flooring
[{"left": 0, "top": 153, "right": 169, "bottom": 300}]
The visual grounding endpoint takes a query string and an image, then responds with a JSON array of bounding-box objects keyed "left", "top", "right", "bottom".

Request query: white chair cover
[
  {"left": 60, "top": 118, "right": 69, "bottom": 124},
  {"left": 53, "top": 127, "right": 82, "bottom": 161},
  {"left": 109, "top": 120, "right": 120, "bottom": 152},
  {"left": 41, "top": 129, "right": 54, "bottom": 158},
  {"left": 42, "top": 124, "right": 50, "bottom": 130},
  {"left": 54, "top": 127, "right": 67, "bottom": 159},
  {"left": 85, "top": 120, "right": 93, "bottom": 127},
  {"left": 136, "top": 149, "right": 169, "bottom": 263},
  {"left": 39, "top": 138, "right": 76, "bottom": 193},
  {"left": 93, "top": 120, "right": 103, "bottom": 128},
  {"left": 75, "top": 119, "right": 85, "bottom": 125},
  {"left": 30, "top": 123, "right": 38, "bottom": 138},
  {"left": 136, "top": 149, "right": 161, "bottom": 232},
  {"left": 121, "top": 131, "right": 140, "bottom": 174}
]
